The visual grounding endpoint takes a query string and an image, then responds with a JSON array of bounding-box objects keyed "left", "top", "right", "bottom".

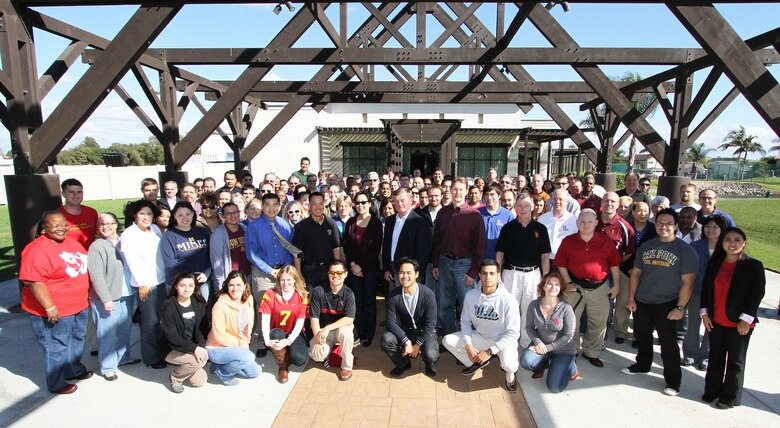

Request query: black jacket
[
  {"left": 385, "top": 284, "right": 437, "bottom": 345},
  {"left": 160, "top": 296, "right": 211, "bottom": 354},
  {"left": 701, "top": 256, "right": 765, "bottom": 325},
  {"left": 382, "top": 210, "right": 432, "bottom": 274}
]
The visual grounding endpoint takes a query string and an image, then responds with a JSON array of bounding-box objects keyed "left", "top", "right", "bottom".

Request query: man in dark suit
[
  {"left": 383, "top": 188, "right": 432, "bottom": 289},
  {"left": 381, "top": 258, "right": 438, "bottom": 377},
  {"left": 159, "top": 180, "right": 185, "bottom": 210}
]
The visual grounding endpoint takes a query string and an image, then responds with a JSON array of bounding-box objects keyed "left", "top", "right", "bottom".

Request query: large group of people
[{"left": 19, "top": 162, "right": 766, "bottom": 411}]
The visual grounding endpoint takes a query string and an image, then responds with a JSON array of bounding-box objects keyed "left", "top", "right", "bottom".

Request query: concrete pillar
[
  {"left": 4, "top": 174, "right": 63, "bottom": 298},
  {"left": 657, "top": 175, "right": 690, "bottom": 204},
  {"left": 596, "top": 173, "right": 617, "bottom": 192}
]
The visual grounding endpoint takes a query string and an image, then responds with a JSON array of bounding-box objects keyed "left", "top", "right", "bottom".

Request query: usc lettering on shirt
[
  {"left": 229, "top": 236, "right": 245, "bottom": 253},
  {"left": 176, "top": 237, "right": 208, "bottom": 253}
]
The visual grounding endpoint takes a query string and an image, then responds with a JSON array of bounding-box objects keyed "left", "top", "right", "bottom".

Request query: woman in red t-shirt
[
  {"left": 20, "top": 211, "right": 91, "bottom": 394},
  {"left": 259, "top": 265, "right": 309, "bottom": 383},
  {"left": 700, "top": 227, "right": 765, "bottom": 409}
]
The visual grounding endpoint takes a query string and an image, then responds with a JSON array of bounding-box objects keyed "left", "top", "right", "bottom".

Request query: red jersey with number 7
[{"left": 258, "top": 289, "right": 309, "bottom": 334}]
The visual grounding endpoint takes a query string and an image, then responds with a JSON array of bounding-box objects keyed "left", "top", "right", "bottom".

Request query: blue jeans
[
  {"left": 347, "top": 270, "right": 379, "bottom": 341},
  {"left": 90, "top": 296, "right": 134, "bottom": 375},
  {"left": 436, "top": 256, "right": 472, "bottom": 336},
  {"left": 29, "top": 308, "right": 88, "bottom": 392},
  {"left": 207, "top": 346, "right": 260, "bottom": 383},
  {"left": 520, "top": 347, "right": 576, "bottom": 394},
  {"left": 136, "top": 284, "right": 165, "bottom": 365}
]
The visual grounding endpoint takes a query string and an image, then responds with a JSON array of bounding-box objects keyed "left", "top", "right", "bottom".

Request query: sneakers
[
  {"left": 170, "top": 381, "right": 184, "bottom": 394},
  {"left": 663, "top": 386, "right": 680, "bottom": 396},
  {"left": 621, "top": 364, "right": 650, "bottom": 375},
  {"left": 681, "top": 357, "right": 695, "bottom": 367},
  {"left": 339, "top": 369, "right": 353, "bottom": 381},
  {"left": 221, "top": 378, "right": 240, "bottom": 386},
  {"left": 461, "top": 359, "right": 490, "bottom": 376},
  {"left": 424, "top": 363, "right": 437, "bottom": 377}
]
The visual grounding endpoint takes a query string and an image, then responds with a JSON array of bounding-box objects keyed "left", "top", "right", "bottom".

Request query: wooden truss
[{"left": 1, "top": 1, "right": 778, "bottom": 175}]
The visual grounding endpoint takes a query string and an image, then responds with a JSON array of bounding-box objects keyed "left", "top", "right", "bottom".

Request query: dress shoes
[
  {"left": 461, "top": 359, "right": 490, "bottom": 376},
  {"left": 256, "top": 349, "right": 268, "bottom": 358},
  {"left": 390, "top": 361, "right": 412, "bottom": 377},
  {"left": 103, "top": 372, "right": 118, "bottom": 382},
  {"left": 54, "top": 384, "right": 78, "bottom": 394},
  {"left": 65, "top": 371, "right": 93, "bottom": 381},
  {"left": 339, "top": 369, "right": 353, "bottom": 381},
  {"left": 531, "top": 370, "right": 544, "bottom": 379},
  {"left": 424, "top": 363, "right": 437, "bottom": 377},
  {"left": 505, "top": 377, "right": 518, "bottom": 392},
  {"left": 148, "top": 361, "right": 167, "bottom": 369},
  {"left": 614, "top": 337, "right": 625, "bottom": 345},
  {"left": 118, "top": 358, "right": 141, "bottom": 367},
  {"left": 584, "top": 356, "right": 604, "bottom": 368}
]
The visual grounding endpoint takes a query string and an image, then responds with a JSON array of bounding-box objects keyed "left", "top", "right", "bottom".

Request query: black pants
[
  {"left": 380, "top": 331, "right": 439, "bottom": 368},
  {"left": 269, "top": 328, "right": 308, "bottom": 366},
  {"left": 704, "top": 323, "right": 752, "bottom": 406},
  {"left": 302, "top": 264, "right": 329, "bottom": 290},
  {"left": 347, "top": 271, "right": 379, "bottom": 342},
  {"left": 634, "top": 298, "right": 682, "bottom": 389}
]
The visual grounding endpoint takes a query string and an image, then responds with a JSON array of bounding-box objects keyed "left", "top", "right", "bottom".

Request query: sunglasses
[
  {"left": 355, "top": 200, "right": 370, "bottom": 205},
  {"left": 288, "top": 210, "right": 301, "bottom": 214},
  {"left": 327, "top": 270, "right": 347, "bottom": 277},
  {"left": 202, "top": 205, "right": 216, "bottom": 210},
  {"left": 368, "top": 178, "right": 379, "bottom": 182}
]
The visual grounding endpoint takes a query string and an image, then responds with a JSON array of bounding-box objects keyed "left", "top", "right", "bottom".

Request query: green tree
[
  {"left": 686, "top": 142, "right": 714, "bottom": 179},
  {"left": 57, "top": 136, "right": 104, "bottom": 165},
  {"left": 770, "top": 138, "right": 779, "bottom": 153},
  {"left": 612, "top": 148, "right": 626, "bottom": 164},
  {"left": 719, "top": 126, "right": 766, "bottom": 163},
  {"left": 136, "top": 137, "right": 165, "bottom": 165},
  {"left": 579, "top": 72, "right": 657, "bottom": 172}
]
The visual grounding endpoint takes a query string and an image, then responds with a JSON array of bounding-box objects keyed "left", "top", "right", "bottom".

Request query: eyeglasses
[
  {"left": 355, "top": 200, "right": 370, "bottom": 205},
  {"left": 656, "top": 221, "right": 675, "bottom": 228},
  {"left": 98, "top": 222, "right": 117, "bottom": 228},
  {"left": 555, "top": 182, "right": 567, "bottom": 186},
  {"left": 368, "top": 178, "right": 379, "bottom": 182},
  {"left": 288, "top": 210, "right": 300, "bottom": 214},
  {"left": 327, "top": 270, "right": 347, "bottom": 277}
]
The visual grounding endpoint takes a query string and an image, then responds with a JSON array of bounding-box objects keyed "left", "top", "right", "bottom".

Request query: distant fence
[
  {"left": 707, "top": 161, "right": 780, "bottom": 181},
  {"left": 0, "top": 160, "right": 234, "bottom": 205}
]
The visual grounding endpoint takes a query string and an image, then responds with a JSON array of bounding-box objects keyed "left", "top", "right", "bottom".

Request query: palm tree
[
  {"left": 719, "top": 126, "right": 766, "bottom": 162},
  {"left": 686, "top": 142, "right": 713, "bottom": 179},
  {"left": 719, "top": 126, "right": 766, "bottom": 179},
  {"left": 770, "top": 138, "right": 780, "bottom": 153}
]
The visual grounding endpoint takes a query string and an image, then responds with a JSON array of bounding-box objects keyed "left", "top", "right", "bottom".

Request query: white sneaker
[{"left": 663, "top": 387, "right": 680, "bottom": 396}]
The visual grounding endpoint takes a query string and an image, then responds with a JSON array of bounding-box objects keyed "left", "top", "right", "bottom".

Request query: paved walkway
[{"left": 1, "top": 272, "right": 778, "bottom": 427}]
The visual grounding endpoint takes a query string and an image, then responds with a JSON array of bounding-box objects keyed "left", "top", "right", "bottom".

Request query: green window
[
  {"left": 342, "top": 143, "right": 387, "bottom": 177},
  {"left": 457, "top": 145, "right": 508, "bottom": 177}
]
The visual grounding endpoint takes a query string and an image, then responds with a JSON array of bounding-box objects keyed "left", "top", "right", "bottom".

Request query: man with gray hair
[
  {"left": 495, "top": 192, "right": 551, "bottom": 348},
  {"left": 538, "top": 189, "right": 578, "bottom": 262},
  {"left": 555, "top": 209, "right": 621, "bottom": 368},
  {"left": 159, "top": 180, "right": 183, "bottom": 210}
]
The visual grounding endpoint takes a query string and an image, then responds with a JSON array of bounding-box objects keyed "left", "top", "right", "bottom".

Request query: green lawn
[
  {"left": 0, "top": 197, "right": 778, "bottom": 280},
  {"left": 717, "top": 198, "right": 780, "bottom": 272},
  {"left": 0, "top": 199, "right": 134, "bottom": 281},
  {"left": 735, "top": 176, "right": 780, "bottom": 192}
]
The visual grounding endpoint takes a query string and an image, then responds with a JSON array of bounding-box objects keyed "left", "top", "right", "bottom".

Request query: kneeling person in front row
[
  {"left": 309, "top": 260, "right": 356, "bottom": 381},
  {"left": 381, "top": 258, "right": 439, "bottom": 378},
  {"left": 443, "top": 259, "right": 521, "bottom": 391}
]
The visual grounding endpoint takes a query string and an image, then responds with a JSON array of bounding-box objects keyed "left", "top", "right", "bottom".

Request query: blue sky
[{"left": 2, "top": 2, "right": 779, "bottom": 160}]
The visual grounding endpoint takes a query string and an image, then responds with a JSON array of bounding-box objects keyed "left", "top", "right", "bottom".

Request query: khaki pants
[
  {"left": 309, "top": 325, "right": 354, "bottom": 371},
  {"left": 613, "top": 271, "right": 632, "bottom": 339},
  {"left": 501, "top": 268, "right": 541, "bottom": 348},
  {"left": 165, "top": 350, "right": 207, "bottom": 386},
  {"left": 564, "top": 283, "right": 610, "bottom": 358}
]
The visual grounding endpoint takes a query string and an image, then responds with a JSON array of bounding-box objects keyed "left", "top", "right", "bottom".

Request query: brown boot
[{"left": 274, "top": 348, "right": 289, "bottom": 383}]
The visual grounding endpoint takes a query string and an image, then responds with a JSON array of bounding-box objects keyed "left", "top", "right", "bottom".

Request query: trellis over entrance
[{"left": 1, "top": 1, "right": 779, "bottom": 285}]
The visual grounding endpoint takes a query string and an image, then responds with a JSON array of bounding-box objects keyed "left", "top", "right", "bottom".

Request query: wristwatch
[
  {"left": 486, "top": 348, "right": 493, "bottom": 356},
  {"left": 675, "top": 306, "right": 685, "bottom": 312}
]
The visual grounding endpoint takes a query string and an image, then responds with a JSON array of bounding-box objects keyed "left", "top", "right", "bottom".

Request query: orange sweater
[{"left": 205, "top": 293, "right": 254, "bottom": 348}]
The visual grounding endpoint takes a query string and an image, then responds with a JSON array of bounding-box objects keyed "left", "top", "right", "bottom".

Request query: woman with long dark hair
[
  {"left": 683, "top": 215, "right": 727, "bottom": 371},
  {"left": 343, "top": 190, "right": 383, "bottom": 347},
  {"left": 161, "top": 272, "right": 211, "bottom": 393},
  {"left": 700, "top": 227, "right": 765, "bottom": 409},
  {"left": 205, "top": 271, "right": 260, "bottom": 385},
  {"left": 160, "top": 201, "right": 212, "bottom": 300}
]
